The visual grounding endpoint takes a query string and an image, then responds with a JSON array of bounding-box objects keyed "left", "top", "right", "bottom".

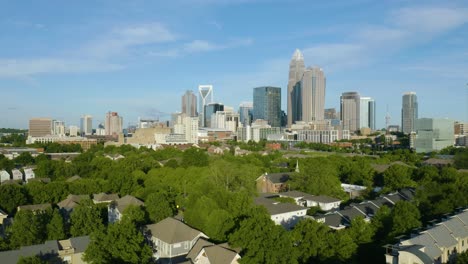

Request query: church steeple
[{"left": 295, "top": 160, "right": 300, "bottom": 173}]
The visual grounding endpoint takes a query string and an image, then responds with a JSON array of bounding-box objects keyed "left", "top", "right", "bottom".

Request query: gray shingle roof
[
  {"left": 338, "top": 207, "right": 366, "bottom": 223},
  {"left": 426, "top": 225, "right": 457, "bottom": 248},
  {"left": 57, "top": 195, "right": 89, "bottom": 210},
  {"left": 114, "top": 195, "right": 144, "bottom": 213},
  {"left": 69, "top": 236, "right": 90, "bottom": 253},
  {"left": 407, "top": 233, "right": 442, "bottom": 259},
  {"left": 203, "top": 245, "right": 239, "bottom": 264},
  {"left": 398, "top": 245, "right": 434, "bottom": 264},
  {"left": 457, "top": 210, "right": 468, "bottom": 224},
  {"left": 146, "top": 217, "right": 206, "bottom": 244},
  {"left": 93, "top": 193, "right": 119, "bottom": 202},
  {"left": 263, "top": 173, "right": 290, "bottom": 184},
  {"left": 18, "top": 203, "right": 51, "bottom": 212},
  {"left": 354, "top": 202, "right": 379, "bottom": 217},
  {"left": 322, "top": 213, "right": 346, "bottom": 228},
  {"left": 442, "top": 217, "right": 468, "bottom": 239},
  {"left": 383, "top": 193, "right": 406, "bottom": 204},
  {"left": 254, "top": 197, "right": 306, "bottom": 215},
  {"left": 186, "top": 238, "right": 214, "bottom": 261}
]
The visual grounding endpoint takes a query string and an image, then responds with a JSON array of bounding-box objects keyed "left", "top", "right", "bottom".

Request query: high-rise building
[
  {"left": 402, "top": 92, "right": 418, "bottom": 134},
  {"left": 211, "top": 110, "right": 240, "bottom": 133},
  {"left": 68, "top": 125, "right": 79, "bottom": 137},
  {"left": 253, "top": 86, "right": 281, "bottom": 127},
  {"left": 80, "top": 115, "right": 93, "bottom": 136},
  {"left": 340, "top": 92, "right": 360, "bottom": 132},
  {"left": 204, "top": 103, "right": 224, "bottom": 128},
  {"left": 293, "top": 67, "right": 326, "bottom": 123},
  {"left": 359, "top": 97, "right": 376, "bottom": 130},
  {"left": 29, "top": 118, "right": 52, "bottom": 137},
  {"left": 105, "top": 112, "right": 123, "bottom": 136},
  {"left": 414, "top": 118, "right": 454, "bottom": 153},
  {"left": 52, "top": 120, "right": 66, "bottom": 136},
  {"left": 198, "top": 85, "right": 213, "bottom": 127},
  {"left": 287, "top": 49, "right": 305, "bottom": 127},
  {"left": 182, "top": 90, "right": 197, "bottom": 117},
  {"left": 174, "top": 114, "right": 199, "bottom": 144},
  {"left": 324, "top": 108, "right": 337, "bottom": 120},
  {"left": 239, "top": 102, "right": 253, "bottom": 127}
]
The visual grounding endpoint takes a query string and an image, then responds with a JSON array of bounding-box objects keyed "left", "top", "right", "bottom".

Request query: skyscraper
[
  {"left": 340, "top": 92, "right": 360, "bottom": 132},
  {"left": 198, "top": 85, "right": 213, "bottom": 127},
  {"left": 52, "top": 120, "right": 66, "bottom": 136},
  {"left": 80, "top": 115, "right": 93, "bottom": 136},
  {"left": 239, "top": 102, "right": 253, "bottom": 127},
  {"left": 105, "top": 111, "right": 123, "bottom": 136},
  {"left": 297, "top": 67, "right": 326, "bottom": 123},
  {"left": 204, "top": 103, "right": 224, "bottom": 128},
  {"left": 29, "top": 118, "right": 52, "bottom": 137},
  {"left": 181, "top": 90, "right": 197, "bottom": 117},
  {"left": 402, "top": 92, "right": 418, "bottom": 134},
  {"left": 287, "top": 49, "right": 305, "bottom": 127},
  {"left": 359, "top": 97, "right": 376, "bottom": 130},
  {"left": 253, "top": 86, "right": 281, "bottom": 127}
]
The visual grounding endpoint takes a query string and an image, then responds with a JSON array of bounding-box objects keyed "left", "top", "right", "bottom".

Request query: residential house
[
  {"left": 385, "top": 209, "right": 468, "bottom": 264},
  {"left": 17, "top": 203, "right": 51, "bottom": 213},
  {"left": 422, "top": 158, "right": 454, "bottom": 168},
  {"left": 256, "top": 173, "right": 290, "bottom": 193},
  {"left": 58, "top": 195, "right": 89, "bottom": 217},
  {"left": 11, "top": 169, "right": 22, "bottom": 181},
  {"left": 341, "top": 183, "right": 367, "bottom": 199},
  {"left": 24, "top": 168, "right": 35, "bottom": 183},
  {"left": 185, "top": 238, "right": 241, "bottom": 264},
  {"left": 0, "top": 170, "right": 10, "bottom": 183},
  {"left": 0, "top": 236, "right": 90, "bottom": 264},
  {"left": 93, "top": 193, "right": 119, "bottom": 204},
  {"left": 145, "top": 217, "right": 208, "bottom": 263},
  {"left": 254, "top": 196, "right": 307, "bottom": 229},
  {"left": 108, "top": 195, "right": 144, "bottom": 223},
  {"left": 279, "top": 190, "right": 341, "bottom": 211}
]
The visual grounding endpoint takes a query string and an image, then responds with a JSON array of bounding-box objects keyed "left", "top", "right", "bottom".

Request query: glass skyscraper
[
  {"left": 204, "top": 102, "right": 224, "bottom": 128},
  {"left": 402, "top": 92, "right": 418, "bottom": 134},
  {"left": 359, "top": 97, "right": 376, "bottom": 130},
  {"left": 253, "top": 86, "right": 281, "bottom": 127}
]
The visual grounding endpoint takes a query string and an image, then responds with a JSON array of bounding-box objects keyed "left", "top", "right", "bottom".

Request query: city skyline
[{"left": 1, "top": 1, "right": 467, "bottom": 129}]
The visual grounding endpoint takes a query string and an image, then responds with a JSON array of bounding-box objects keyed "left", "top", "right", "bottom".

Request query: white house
[
  {"left": 108, "top": 195, "right": 144, "bottom": 223},
  {"left": 0, "top": 170, "right": 10, "bottom": 183},
  {"left": 11, "top": 169, "right": 22, "bottom": 181},
  {"left": 254, "top": 196, "right": 307, "bottom": 229},
  {"left": 279, "top": 191, "right": 341, "bottom": 211},
  {"left": 24, "top": 168, "right": 35, "bottom": 183}
]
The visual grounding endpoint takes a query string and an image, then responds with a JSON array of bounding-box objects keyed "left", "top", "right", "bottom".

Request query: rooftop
[{"left": 146, "top": 217, "right": 206, "bottom": 244}]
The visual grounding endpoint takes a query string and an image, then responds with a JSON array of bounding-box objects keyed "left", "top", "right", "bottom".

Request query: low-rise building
[
  {"left": 11, "top": 169, "right": 22, "bottom": 181},
  {"left": 279, "top": 191, "right": 341, "bottom": 211},
  {"left": 24, "top": 168, "right": 35, "bottom": 183},
  {"left": 58, "top": 195, "right": 89, "bottom": 216},
  {"left": 385, "top": 209, "right": 468, "bottom": 264},
  {"left": 0, "top": 170, "right": 10, "bottom": 183},
  {"left": 254, "top": 196, "right": 307, "bottom": 229},
  {"left": 145, "top": 217, "right": 208, "bottom": 263},
  {"left": 17, "top": 203, "right": 52, "bottom": 213},
  {"left": 256, "top": 173, "right": 290, "bottom": 193},
  {"left": 187, "top": 238, "right": 241, "bottom": 264},
  {"left": 108, "top": 195, "right": 144, "bottom": 223}
]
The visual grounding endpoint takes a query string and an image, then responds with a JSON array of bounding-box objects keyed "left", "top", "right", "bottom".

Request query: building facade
[
  {"left": 182, "top": 90, "right": 197, "bottom": 117},
  {"left": 80, "top": 115, "right": 93, "bottom": 136},
  {"left": 287, "top": 49, "right": 305, "bottom": 127},
  {"left": 340, "top": 92, "right": 360, "bottom": 132},
  {"left": 29, "top": 118, "right": 52, "bottom": 137},
  {"left": 253, "top": 86, "right": 281, "bottom": 127},
  {"left": 198, "top": 85, "right": 213, "bottom": 127},
  {"left": 292, "top": 67, "right": 326, "bottom": 123},
  {"left": 204, "top": 103, "right": 224, "bottom": 128},
  {"left": 402, "top": 92, "right": 418, "bottom": 134},
  {"left": 239, "top": 102, "right": 253, "bottom": 127},
  {"left": 359, "top": 97, "right": 376, "bottom": 130},
  {"left": 105, "top": 111, "right": 123, "bottom": 136},
  {"left": 414, "top": 118, "right": 454, "bottom": 153}
]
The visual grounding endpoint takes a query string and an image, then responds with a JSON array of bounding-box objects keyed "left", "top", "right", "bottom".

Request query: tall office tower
[
  {"left": 239, "top": 102, "right": 253, "bottom": 127},
  {"left": 80, "top": 115, "right": 93, "bottom": 136},
  {"left": 174, "top": 114, "right": 199, "bottom": 144},
  {"left": 105, "top": 111, "right": 123, "bottom": 136},
  {"left": 52, "top": 120, "right": 66, "bottom": 136},
  {"left": 181, "top": 90, "right": 197, "bottom": 117},
  {"left": 29, "top": 118, "right": 52, "bottom": 137},
  {"left": 324, "top": 108, "right": 337, "bottom": 119},
  {"left": 359, "top": 97, "right": 376, "bottom": 130},
  {"left": 287, "top": 49, "right": 305, "bottom": 127},
  {"left": 340, "top": 92, "right": 360, "bottom": 132},
  {"left": 414, "top": 118, "right": 454, "bottom": 153},
  {"left": 204, "top": 103, "right": 224, "bottom": 128},
  {"left": 296, "top": 67, "right": 326, "bottom": 123},
  {"left": 402, "top": 92, "right": 418, "bottom": 134},
  {"left": 253, "top": 86, "right": 281, "bottom": 127},
  {"left": 198, "top": 85, "right": 213, "bottom": 127}
]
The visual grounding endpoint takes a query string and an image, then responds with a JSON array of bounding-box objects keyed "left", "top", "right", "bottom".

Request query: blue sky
[{"left": 0, "top": 0, "right": 467, "bottom": 129}]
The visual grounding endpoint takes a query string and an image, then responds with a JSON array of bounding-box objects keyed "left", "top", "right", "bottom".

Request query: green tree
[
  {"left": 371, "top": 205, "right": 392, "bottom": 242},
  {"left": 122, "top": 205, "right": 147, "bottom": 227},
  {"left": 389, "top": 201, "right": 421, "bottom": 238},
  {"left": 291, "top": 219, "right": 331, "bottom": 263},
  {"left": 181, "top": 148, "right": 209, "bottom": 168},
  {"left": 83, "top": 219, "right": 152, "bottom": 264},
  {"left": 457, "top": 250, "right": 468, "bottom": 264},
  {"left": 454, "top": 150, "right": 468, "bottom": 169},
  {"left": 229, "top": 208, "right": 297, "bottom": 264},
  {"left": 0, "top": 184, "right": 28, "bottom": 213},
  {"left": 383, "top": 164, "right": 416, "bottom": 191},
  {"left": 46, "top": 209, "right": 66, "bottom": 240},
  {"left": 145, "top": 192, "right": 175, "bottom": 223},
  {"left": 17, "top": 256, "right": 47, "bottom": 264},
  {"left": 9, "top": 210, "right": 43, "bottom": 248},
  {"left": 14, "top": 152, "right": 35, "bottom": 166},
  {"left": 70, "top": 199, "right": 104, "bottom": 237},
  {"left": 204, "top": 209, "right": 235, "bottom": 242},
  {"left": 347, "top": 216, "right": 375, "bottom": 244}
]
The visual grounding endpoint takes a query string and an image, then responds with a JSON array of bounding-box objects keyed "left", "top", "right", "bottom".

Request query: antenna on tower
[{"left": 385, "top": 104, "right": 391, "bottom": 134}]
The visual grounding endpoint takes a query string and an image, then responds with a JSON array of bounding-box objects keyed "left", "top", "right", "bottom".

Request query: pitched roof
[
  {"left": 202, "top": 245, "right": 240, "bottom": 264},
  {"left": 57, "top": 195, "right": 89, "bottom": 210},
  {"left": 309, "top": 195, "right": 341, "bottom": 204},
  {"left": 254, "top": 197, "right": 306, "bottom": 215},
  {"left": 425, "top": 224, "right": 457, "bottom": 248},
  {"left": 93, "top": 193, "right": 119, "bottom": 202},
  {"left": 337, "top": 207, "right": 366, "bottom": 223},
  {"left": 257, "top": 173, "right": 290, "bottom": 184},
  {"left": 68, "top": 236, "right": 90, "bottom": 253},
  {"left": 353, "top": 202, "right": 380, "bottom": 217},
  {"left": 114, "top": 195, "right": 144, "bottom": 213},
  {"left": 18, "top": 203, "right": 51, "bottom": 211},
  {"left": 146, "top": 217, "right": 206, "bottom": 244},
  {"left": 186, "top": 238, "right": 214, "bottom": 261}
]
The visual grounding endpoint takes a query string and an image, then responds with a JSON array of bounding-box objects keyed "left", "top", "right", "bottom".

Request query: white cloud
[
  {"left": 150, "top": 38, "right": 253, "bottom": 57},
  {"left": 0, "top": 58, "right": 123, "bottom": 77}
]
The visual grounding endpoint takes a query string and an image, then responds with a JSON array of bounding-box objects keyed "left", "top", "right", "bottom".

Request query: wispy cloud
[{"left": 150, "top": 38, "right": 253, "bottom": 57}]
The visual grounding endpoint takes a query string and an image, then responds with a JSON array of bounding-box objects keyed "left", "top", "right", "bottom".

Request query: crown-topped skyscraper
[{"left": 287, "top": 49, "right": 305, "bottom": 127}]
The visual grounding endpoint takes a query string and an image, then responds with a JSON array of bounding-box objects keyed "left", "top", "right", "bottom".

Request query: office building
[
  {"left": 253, "top": 86, "right": 281, "bottom": 127},
  {"left": 239, "top": 102, "right": 253, "bottom": 127},
  {"left": 80, "top": 115, "right": 93, "bottom": 136},
  {"left": 292, "top": 67, "right": 326, "bottom": 123},
  {"left": 324, "top": 108, "right": 337, "bottom": 120},
  {"left": 359, "top": 97, "right": 376, "bottom": 130},
  {"left": 204, "top": 103, "right": 224, "bottom": 128},
  {"left": 105, "top": 112, "right": 123, "bottom": 136},
  {"left": 68, "top": 126, "right": 79, "bottom": 137},
  {"left": 181, "top": 90, "right": 197, "bottom": 117},
  {"left": 402, "top": 92, "right": 418, "bottom": 134},
  {"left": 211, "top": 111, "right": 240, "bottom": 133},
  {"left": 340, "top": 92, "right": 360, "bottom": 132},
  {"left": 29, "top": 118, "right": 52, "bottom": 137},
  {"left": 198, "top": 85, "right": 213, "bottom": 127},
  {"left": 173, "top": 114, "right": 199, "bottom": 144},
  {"left": 287, "top": 49, "right": 305, "bottom": 127},
  {"left": 52, "top": 120, "right": 66, "bottom": 136},
  {"left": 414, "top": 118, "right": 454, "bottom": 153}
]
